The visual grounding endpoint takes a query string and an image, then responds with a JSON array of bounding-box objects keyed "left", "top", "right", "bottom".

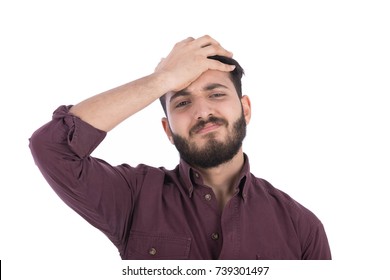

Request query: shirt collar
[{"left": 178, "top": 153, "right": 251, "bottom": 201}]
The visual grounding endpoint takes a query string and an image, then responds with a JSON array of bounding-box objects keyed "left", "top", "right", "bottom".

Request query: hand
[{"left": 154, "top": 35, "right": 235, "bottom": 92}]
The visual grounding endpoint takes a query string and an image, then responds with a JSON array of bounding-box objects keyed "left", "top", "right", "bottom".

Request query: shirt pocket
[{"left": 126, "top": 231, "right": 191, "bottom": 260}]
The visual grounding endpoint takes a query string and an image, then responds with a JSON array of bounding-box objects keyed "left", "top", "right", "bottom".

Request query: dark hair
[{"left": 159, "top": 55, "right": 245, "bottom": 115}]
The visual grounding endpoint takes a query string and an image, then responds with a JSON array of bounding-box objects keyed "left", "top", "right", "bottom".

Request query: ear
[
  {"left": 161, "top": 117, "right": 175, "bottom": 144},
  {"left": 241, "top": 95, "right": 252, "bottom": 124}
]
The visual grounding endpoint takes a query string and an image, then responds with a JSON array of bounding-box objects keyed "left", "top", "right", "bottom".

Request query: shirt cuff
[{"left": 53, "top": 105, "right": 107, "bottom": 158}]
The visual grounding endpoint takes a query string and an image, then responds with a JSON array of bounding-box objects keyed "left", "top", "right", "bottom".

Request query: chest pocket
[{"left": 125, "top": 231, "right": 191, "bottom": 260}]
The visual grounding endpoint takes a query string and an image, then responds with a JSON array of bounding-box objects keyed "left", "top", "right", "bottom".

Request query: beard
[{"left": 171, "top": 111, "right": 247, "bottom": 169}]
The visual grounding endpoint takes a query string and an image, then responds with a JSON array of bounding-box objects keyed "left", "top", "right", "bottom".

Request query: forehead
[{"left": 165, "top": 70, "right": 235, "bottom": 101}]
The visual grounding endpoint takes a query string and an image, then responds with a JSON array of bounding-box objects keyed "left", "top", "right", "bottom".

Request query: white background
[{"left": 1, "top": 0, "right": 389, "bottom": 279}]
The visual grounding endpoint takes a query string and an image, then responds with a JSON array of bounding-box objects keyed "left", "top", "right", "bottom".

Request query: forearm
[
  {"left": 70, "top": 72, "right": 169, "bottom": 132},
  {"left": 70, "top": 35, "right": 234, "bottom": 132}
]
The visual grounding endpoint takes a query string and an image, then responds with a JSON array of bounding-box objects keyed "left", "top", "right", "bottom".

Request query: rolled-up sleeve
[{"left": 29, "top": 105, "right": 135, "bottom": 251}]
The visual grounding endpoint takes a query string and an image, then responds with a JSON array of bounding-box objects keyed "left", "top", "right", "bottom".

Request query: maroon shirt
[{"left": 29, "top": 105, "right": 331, "bottom": 260}]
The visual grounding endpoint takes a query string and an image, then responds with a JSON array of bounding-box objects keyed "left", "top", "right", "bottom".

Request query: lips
[
  {"left": 190, "top": 117, "right": 228, "bottom": 136},
  {"left": 195, "top": 123, "right": 221, "bottom": 134}
]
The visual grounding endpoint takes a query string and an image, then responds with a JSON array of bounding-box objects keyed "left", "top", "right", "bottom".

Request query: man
[{"left": 29, "top": 35, "right": 331, "bottom": 259}]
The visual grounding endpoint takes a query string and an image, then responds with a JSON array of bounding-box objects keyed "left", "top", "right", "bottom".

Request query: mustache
[{"left": 189, "top": 116, "right": 228, "bottom": 135}]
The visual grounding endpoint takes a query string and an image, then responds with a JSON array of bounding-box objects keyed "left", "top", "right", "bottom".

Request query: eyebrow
[{"left": 169, "top": 83, "right": 229, "bottom": 104}]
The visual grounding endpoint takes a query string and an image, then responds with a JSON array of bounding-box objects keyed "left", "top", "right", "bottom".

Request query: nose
[{"left": 192, "top": 98, "right": 213, "bottom": 120}]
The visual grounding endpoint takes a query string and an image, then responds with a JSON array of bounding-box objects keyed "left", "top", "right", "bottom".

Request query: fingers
[
  {"left": 154, "top": 35, "right": 235, "bottom": 89},
  {"left": 194, "top": 35, "right": 218, "bottom": 48},
  {"left": 193, "top": 35, "right": 235, "bottom": 72},
  {"left": 195, "top": 35, "right": 233, "bottom": 58},
  {"left": 174, "top": 36, "right": 195, "bottom": 47},
  {"left": 176, "top": 35, "right": 233, "bottom": 58},
  {"left": 208, "top": 60, "right": 236, "bottom": 72}
]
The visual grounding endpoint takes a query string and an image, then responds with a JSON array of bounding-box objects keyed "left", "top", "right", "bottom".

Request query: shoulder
[
  {"left": 249, "top": 175, "right": 323, "bottom": 226},
  {"left": 249, "top": 175, "right": 331, "bottom": 259}
]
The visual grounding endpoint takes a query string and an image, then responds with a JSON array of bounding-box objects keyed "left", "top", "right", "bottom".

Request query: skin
[
  {"left": 162, "top": 70, "right": 251, "bottom": 209},
  {"left": 70, "top": 35, "right": 235, "bottom": 132},
  {"left": 69, "top": 35, "right": 251, "bottom": 210}
]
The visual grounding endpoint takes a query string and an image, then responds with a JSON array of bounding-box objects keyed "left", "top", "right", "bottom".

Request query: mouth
[
  {"left": 195, "top": 123, "right": 222, "bottom": 134},
  {"left": 190, "top": 117, "right": 228, "bottom": 136}
]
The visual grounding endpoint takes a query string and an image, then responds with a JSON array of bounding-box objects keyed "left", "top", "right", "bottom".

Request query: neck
[{"left": 196, "top": 149, "right": 245, "bottom": 208}]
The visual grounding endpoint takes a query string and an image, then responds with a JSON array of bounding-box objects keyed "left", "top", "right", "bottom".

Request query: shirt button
[
  {"left": 211, "top": 233, "right": 220, "bottom": 240},
  {"left": 204, "top": 194, "right": 212, "bottom": 201},
  {"left": 148, "top": 247, "right": 157, "bottom": 256}
]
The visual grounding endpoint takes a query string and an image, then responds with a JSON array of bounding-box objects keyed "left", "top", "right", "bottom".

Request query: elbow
[
  {"left": 29, "top": 124, "right": 49, "bottom": 167},
  {"left": 29, "top": 122, "right": 59, "bottom": 168}
]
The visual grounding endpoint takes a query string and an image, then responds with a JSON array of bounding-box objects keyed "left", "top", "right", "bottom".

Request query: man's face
[{"left": 162, "top": 70, "right": 251, "bottom": 169}]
